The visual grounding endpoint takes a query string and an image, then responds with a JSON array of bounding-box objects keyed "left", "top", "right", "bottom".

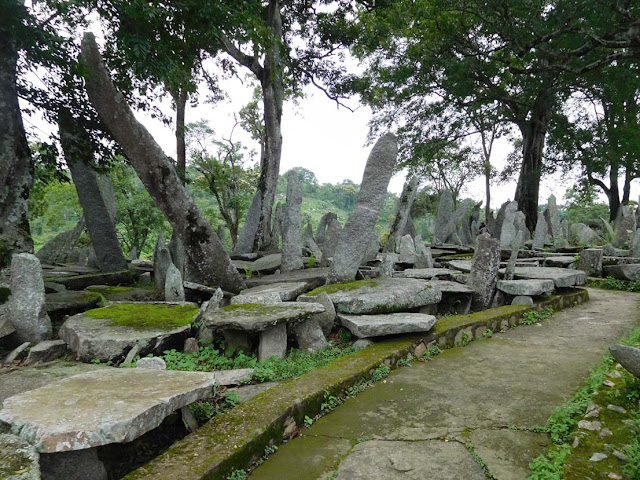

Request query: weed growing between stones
[
  {"left": 459, "top": 331, "right": 472, "bottom": 347},
  {"left": 588, "top": 276, "right": 640, "bottom": 292},
  {"left": 421, "top": 345, "right": 442, "bottom": 360},
  {"left": 189, "top": 391, "right": 243, "bottom": 425},
  {"left": 304, "top": 415, "right": 314, "bottom": 427},
  {"left": 465, "top": 443, "right": 496, "bottom": 479},
  {"left": 226, "top": 469, "right": 247, "bottom": 480},
  {"left": 521, "top": 306, "right": 554, "bottom": 326},
  {"left": 482, "top": 328, "right": 494, "bottom": 339}
]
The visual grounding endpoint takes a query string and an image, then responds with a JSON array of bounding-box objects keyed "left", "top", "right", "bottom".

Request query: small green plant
[
  {"left": 521, "top": 306, "right": 554, "bottom": 326},
  {"left": 466, "top": 443, "right": 495, "bottom": 479},
  {"left": 245, "top": 266, "right": 254, "bottom": 278},
  {"left": 304, "top": 415, "right": 314, "bottom": 427},
  {"left": 422, "top": 345, "right": 441, "bottom": 360},
  {"left": 90, "top": 358, "right": 113, "bottom": 366},
  {"left": 189, "top": 401, "right": 214, "bottom": 424},
  {"left": 459, "top": 331, "right": 472, "bottom": 347},
  {"left": 588, "top": 276, "right": 640, "bottom": 292},
  {"left": 321, "top": 391, "right": 342, "bottom": 413},
  {"left": 528, "top": 445, "right": 571, "bottom": 480},
  {"left": 623, "top": 415, "right": 640, "bottom": 478},
  {"left": 372, "top": 364, "right": 390, "bottom": 381},
  {"left": 356, "top": 435, "right": 374, "bottom": 443},
  {"left": 307, "top": 253, "right": 316, "bottom": 268},
  {"left": 397, "top": 355, "right": 412, "bottom": 367},
  {"left": 325, "top": 472, "right": 338, "bottom": 480},
  {"left": 226, "top": 469, "right": 247, "bottom": 480},
  {"left": 339, "top": 329, "right": 352, "bottom": 344},
  {"left": 482, "top": 328, "right": 494, "bottom": 339}
]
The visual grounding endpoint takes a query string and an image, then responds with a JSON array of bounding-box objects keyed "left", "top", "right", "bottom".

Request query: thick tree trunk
[
  {"left": 252, "top": 0, "right": 284, "bottom": 252},
  {"left": 58, "top": 111, "right": 128, "bottom": 272},
  {"left": 173, "top": 88, "right": 187, "bottom": 184},
  {"left": 81, "top": 33, "right": 245, "bottom": 292},
  {"left": 0, "top": 32, "right": 34, "bottom": 258},
  {"left": 622, "top": 169, "right": 632, "bottom": 205},
  {"left": 608, "top": 163, "right": 621, "bottom": 221},
  {"left": 514, "top": 103, "right": 552, "bottom": 233}
]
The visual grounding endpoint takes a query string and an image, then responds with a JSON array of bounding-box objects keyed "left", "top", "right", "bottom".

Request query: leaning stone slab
[
  {"left": 337, "top": 312, "right": 436, "bottom": 338},
  {"left": 603, "top": 264, "right": 640, "bottom": 282},
  {"left": 4, "top": 342, "right": 31, "bottom": 363},
  {"left": 308, "top": 278, "right": 442, "bottom": 315},
  {"left": 0, "top": 368, "right": 216, "bottom": 453},
  {"left": 0, "top": 433, "right": 40, "bottom": 480},
  {"left": 251, "top": 254, "right": 282, "bottom": 274},
  {"left": 496, "top": 279, "right": 555, "bottom": 296},
  {"left": 202, "top": 302, "right": 325, "bottom": 332},
  {"left": 233, "top": 282, "right": 309, "bottom": 302},
  {"left": 23, "top": 340, "right": 68, "bottom": 366},
  {"left": 609, "top": 345, "right": 640, "bottom": 379},
  {"left": 508, "top": 267, "right": 587, "bottom": 288},
  {"left": 59, "top": 302, "right": 198, "bottom": 362}
]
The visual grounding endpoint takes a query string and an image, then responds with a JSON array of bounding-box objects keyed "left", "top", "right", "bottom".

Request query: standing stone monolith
[
  {"left": 281, "top": 171, "right": 304, "bottom": 272},
  {"left": 316, "top": 212, "right": 336, "bottom": 247},
  {"left": 398, "top": 235, "right": 417, "bottom": 264},
  {"left": 499, "top": 201, "right": 518, "bottom": 248},
  {"left": 169, "top": 231, "right": 186, "bottom": 276},
  {"left": 327, "top": 134, "right": 398, "bottom": 283},
  {"left": 304, "top": 222, "right": 322, "bottom": 261},
  {"left": 9, "top": 253, "right": 52, "bottom": 343},
  {"left": 269, "top": 202, "right": 285, "bottom": 251},
  {"left": 630, "top": 229, "right": 640, "bottom": 258},
  {"left": 490, "top": 201, "right": 509, "bottom": 239},
  {"left": 504, "top": 231, "right": 524, "bottom": 281},
  {"left": 532, "top": 212, "right": 548, "bottom": 250},
  {"left": 579, "top": 248, "right": 603, "bottom": 277},
  {"left": 154, "top": 246, "right": 172, "bottom": 293},
  {"left": 384, "top": 176, "right": 418, "bottom": 252},
  {"left": 433, "top": 190, "right": 455, "bottom": 244},
  {"left": 467, "top": 234, "right": 501, "bottom": 310},
  {"left": 320, "top": 216, "right": 342, "bottom": 267},
  {"left": 546, "top": 195, "right": 568, "bottom": 249},
  {"left": 414, "top": 235, "right": 434, "bottom": 268},
  {"left": 615, "top": 205, "right": 637, "bottom": 249},
  {"left": 165, "top": 262, "right": 185, "bottom": 302},
  {"left": 234, "top": 193, "right": 261, "bottom": 254}
]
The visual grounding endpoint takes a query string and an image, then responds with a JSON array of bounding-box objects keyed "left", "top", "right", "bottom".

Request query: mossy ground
[
  {"left": 85, "top": 303, "right": 198, "bottom": 330},
  {"left": 307, "top": 279, "right": 378, "bottom": 296}
]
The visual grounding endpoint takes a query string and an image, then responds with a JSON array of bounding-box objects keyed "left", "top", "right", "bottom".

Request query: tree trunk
[
  {"left": 81, "top": 32, "right": 245, "bottom": 292},
  {"left": 173, "top": 88, "right": 187, "bottom": 184},
  {"left": 622, "top": 169, "right": 632, "bottom": 205},
  {"left": 58, "top": 110, "right": 129, "bottom": 272},
  {"left": 252, "top": 0, "right": 284, "bottom": 252},
  {"left": 514, "top": 101, "right": 552, "bottom": 232},
  {"left": 0, "top": 31, "right": 34, "bottom": 258},
  {"left": 608, "top": 162, "right": 621, "bottom": 221}
]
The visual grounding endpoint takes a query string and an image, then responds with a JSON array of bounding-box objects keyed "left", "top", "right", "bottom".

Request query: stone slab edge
[{"left": 124, "top": 288, "right": 590, "bottom": 480}]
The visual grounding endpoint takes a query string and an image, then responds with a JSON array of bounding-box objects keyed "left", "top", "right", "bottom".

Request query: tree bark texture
[
  {"left": 0, "top": 33, "right": 34, "bottom": 257},
  {"left": 58, "top": 111, "right": 128, "bottom": 272},
  {"left": 173, "top": 88, "right": 187, "bottom": 184},
  {"left": 80, "top": 33, "right": 245, "bottom": 292}
]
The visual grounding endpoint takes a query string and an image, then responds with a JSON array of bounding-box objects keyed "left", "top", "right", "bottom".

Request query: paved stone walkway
[{"left": 250, "top": 289, "right": 640, "bottom": 479}]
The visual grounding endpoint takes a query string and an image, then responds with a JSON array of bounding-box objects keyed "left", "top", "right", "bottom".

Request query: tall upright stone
[
  {"left": 631, "top": 229, "right": 640, "bottom": 258},
  {"left": 154, "top": 246, "right": 172, "bottom": 293},
  {"left": 328, "top": 134, "right": 398, "bottom": 283},
  {"left": 165, "top": 262, "right": 185, "bottom": 302},
  {"left": 65, "top": 157, "right": 127, "bottom": 272},
  {"left": 545, "top": 195, "right": 567, "bottom": 249},
  {"left": 234, "top": 193, "right": 261, "bottom": 254},
  {"left": 504, "top": 231, "right": 524, "bottom": 281},
  {"left": 269, "top": 202, "right": 285, "bottom": 251},
  {"left": 384, "top": 176, "right": 419, "bottom": 252},
  {"left": 10, "top": 253, "right": 52, "bottom": 343},
  {"left": 398, "top": 235, "right": 417, "bottom": 264},
  {"left": 281, "top": 171, "right": 304, "bottom": 272},
  {"left": 304, "top": 222, "right": 322, "bottom": 261},
  {"left": 467, "top": 234, "right": 501, "bottom": 310},
  {"left": 216, "top": 225, "right": 227, "bottom": 250},
  {"left": 320, "top": 216, "right": 342, "bottom": 267},
  {"left": 499, "top": 201, "right": 518, "bottom": 248},
  {"left": 414, "top": 235, "right": 434, "bottom": 268},
  {"left": 532, "top": 211, "right": 548, "bottom": 250},
  {"left": 433, "top": 190, "right": 455, "bottom": 244},
  {"left": 169, "top": 231, "right": 186, "bottom": 276},
  {"left": 615, "top": 205, "right": 636, "bottom": 249},
  {"left": 579, "top": 248, "right": 603, "bottom": 276},
  {"left": 316, "top": 212, "right": 337, "bottom": 247},
  {"left": 490, "top": 201, "right": 509, "bottom": 239}
]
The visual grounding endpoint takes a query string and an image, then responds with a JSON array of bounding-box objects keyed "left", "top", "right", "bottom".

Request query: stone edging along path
[{"left": 125, "top": 289, "right": 589, "bottom": 480}]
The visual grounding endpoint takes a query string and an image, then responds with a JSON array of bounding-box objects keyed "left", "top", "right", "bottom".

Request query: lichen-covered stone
[
  {"left": 508, "top": 267, "right": 587, "bottom": 288},
  {"left": 0, "top": 433, "right": 40, "bottom": 480},
  {"left": 337, "top": 312, "right": 436, "bottom": 338},
  {"left": 164, "top": 263, "right": 185, "bottom": 302},
  {"left": 496, "top": 279, "right": 554, "bottom": 296},
  {"left": 467, "top": 234, "right": 501, "bottom": 310},
  {"left": 202, "top": 302, "right": 325, "bottom": 332},
  {"left": 603, "top": 264, "right": 640, "bottom": 281}
]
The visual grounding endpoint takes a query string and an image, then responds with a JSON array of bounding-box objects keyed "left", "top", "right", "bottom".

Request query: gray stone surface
[
  {"left": 233, "top": 282, "right": 309, "bottom": 302},
  {"left": 321, "top": 278, "right": 441, "bottom": 315},
  {"left": 0, "top": 368, "right": 216, "bottom": 452},
  {"left": 270, "top": 202, "right": 285, "bottom": 250},
  {"left": 251, "top": 254, "right": 282, "bottom": 274},
  {"left": 169, "top": 232, "right": 186, "bottom": 276},
  {"left": 10, "top": 253, "right": 52, "bottom": 344},
  {"left": 202, "top": 302, "right": 325, "bottom": 332},
  {"left": 0, "top": 309, "right": 16, "bottom": 340},
  {"left": 338, "top": 312, "right": 436, "bottom": 338},
  {"left": 164, "top": 263, "right": 185, "bottom": 302},
  {"left": 467, "top": 234, "right": 501, "bottom": 310},
  {"left": 604, "top": 264, "right": 640, "bottom": 281},
  {"left": 352, "top": 339, "right": 374, "bottom": 351},
  {"left": 631, "top": 229, "right": 640, "bottom": 258},
  {"left": 234, "top": 192, "right": 261, "bottom": 254},
  {"left": 609, "top": 345, "right": 640, "bottom": 378},
  {"left": 496, "top": 279, "right": 555, "bottom": 296},
  {"left": 59, "top": 304, "right": 195, "bottom": 362},
  {"left": 546, "top": 195, "right": 568, "bottom": 249},
  {"left": 154, "top": 246, "right": 172, "bottom": 293},
  {"left": 384, "top": 176, "right": 418, "bottom": 253},
  {"left": 320, "top": 216, "right": 342, "bottom": 267},
  {"left": 36, "top": 220, "right": 85, "bottom": 265},
  {"left": 244, "top": 268, "right": 329, "bottom": 290},
  {"left": 615, "top": 205, "right": 636, "bottom": 248},
  {"left": 45, "top": 290, "right": 102, "bottom": 320},
  {"left": 579, "top": 248, "right": 603, "bottom": 276},
  {"left": 570, "top": 223, "right": 601, "bottom": 246},
  {"left": 293, "top": 318, "right": 328, "bottom": 353},
  {"left": 315, "top": 212, "right": 336, "bottom": 247},
  {"left": 183, "top": 337, "right": 199, "bottom": 354},
  {"left": 511, "top": 295, "right": 534, "bottom": 306},
  {"left": 499, "top": 201, "right": 519, "bottom": 248},
  {"left": 136, "top": 357, "right": 167, "bottom": 370},
  {"left": 397, "top": 235, "right": 417, "bottom": 264},
  {"left": 281, "top": 171, "right": 304, "bottom": 272},
  {"left": 23, "top": 340, "right": 68, "bottom": 366},
  {"left": 532, "top": 210, "right": 548, "bottom": 250},
  {"left": 414, "top": 235, "right": 434, "bottom": 268},
  {"left": 543, "top": 255, "right": 577, "bottom": 268},
  {"left": 211, "top": 368, "right": 254, "bottom": 386},
  {"left": 297, "top": 292, "right": 336, "bottom": 337},
  {"left": 4, "top": 342, "right": 31, "bottom": 364},
  {"left": 378, "top": 253, "right": 397, "bottom": 277},
  {"left": 509, "top": 267, "right": 587, "bottom": 288},
  {"left": 393, "top": 268, "right": 458, "bottom": 280},
  {"left": 504, "top": 231, "right": 524, "bottom": 280},
  {"left": 446, "top": 260, "right": 473, "bottom": 273},
  {"left": 259, "top": 323, "right": 287, "bottom": 361},
  {"left": 433, "top": 190, "right": 455, "bottom": 244},
  {"left": 0, "top": 433, "right": 40, "bottom": 480},
  {"left": 230, "top": 291, "right": 282, "bottom": 305},
  {"left": 304, "top": 222, "right": 323, "bottom": 261}
]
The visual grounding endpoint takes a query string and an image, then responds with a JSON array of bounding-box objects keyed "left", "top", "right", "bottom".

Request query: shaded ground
[{"left": 250, "top": 288, "right": 640, "bottom": 479}]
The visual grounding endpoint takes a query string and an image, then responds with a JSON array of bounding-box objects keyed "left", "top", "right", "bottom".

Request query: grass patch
[
  {"left": 307, "top": 279, "right": 378, "bottom": 296},
  {"left": 521, "top": 306, "right": 554, "bottom": 326},
  {"left": 587, "top": 276, "right": 640, "bottom": 292},
  {"left": 84, "top": 303, "right": 198, "bottom": 330}
]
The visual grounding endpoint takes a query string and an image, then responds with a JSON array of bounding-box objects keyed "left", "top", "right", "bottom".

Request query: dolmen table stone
[
  {"left": 445, "top": 260, "right": 473, "bottom": 273},
  {"left": 244, "top": 267, "right": 330, "bottom": 291},
  {"left": 337, "top": 312, "right": 436, "bottom": 338},
  {"left": 59, "top": 302, "right": 199, "bottom": 362},
  {"left": 393, "top": 268, "right": 460, "bottom": 280},
  {"left": 231, "top": 282, "right": 310, "bottom": 303},
  {"left": 504, "top": 267, "right": 587, "bottom": 288},
  {"left": 307, "top": 278, "right": 442, "bottom": 314},
  {"left": 603, "top": 264, "right": 640, "bottom": 282},
  {"left": 0, "top": 369, "right": 216, "bottom": 480},
  {"left": 201, "top": 302, "right": 326, "bottom": 361},
  {"left": 496, "top": 279, "right": 555, "bottom": 296},
  {"left": 543, "top": 255, "right": 578, "bottom": 268}
]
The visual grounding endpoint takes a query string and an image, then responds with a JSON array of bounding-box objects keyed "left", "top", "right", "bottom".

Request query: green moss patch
[
  {"left": 0, "top": 287, "right": 11, "bottom": 304},
  {"left": 86, "top": 285, "right": 134, "bottom": 294},
  {"left": 85, "top": 303, "right": 198, "bottom": 330},
  {"left": 307, "top": 279, "right": 378, "bottom": 296},
  {"left": 433, "top": 305, "right": 528, "bottom": 335}
]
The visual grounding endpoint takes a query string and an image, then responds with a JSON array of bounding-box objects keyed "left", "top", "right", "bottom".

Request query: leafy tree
[{"left": 563, "top": 186, "right": 609, "bottom": 225}]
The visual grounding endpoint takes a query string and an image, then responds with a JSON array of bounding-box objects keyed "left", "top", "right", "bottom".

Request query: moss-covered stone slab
[
  {"left": 85, "top": 285, "right": 157, "bottom": 302},
  {"left": 507, "top": 267, "right": 587, "bottom": 288},
  {"left": 59, "top": 303, "right": 198, "bottom": 362},
  {"left": 45, "top": 291, "right": 102, "bottom": 320},
  {"left": 0, "top": 369, "right": 215, "bottom": 453},
  {"left": 309, "top": 278, "right": 442, "bottom": 314},
  {"left": 338, "top": 312, "right": 436, "bottom": 338},
  {"left": 496, "top": 279, "right": 555, "bottom": 296},
  {"left": 202, "top": 302, "right": 325, "bottom": 332},
  {"left": 43, "top": 271, "right": 138, "bottom": 291},
  {"left": 0, "top": 433, "right": 40, "bottom": 479}
]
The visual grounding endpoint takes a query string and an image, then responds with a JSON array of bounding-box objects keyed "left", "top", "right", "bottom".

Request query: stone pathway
[{"left": 250, "top": 289, "right": 640, "bottom": 479}]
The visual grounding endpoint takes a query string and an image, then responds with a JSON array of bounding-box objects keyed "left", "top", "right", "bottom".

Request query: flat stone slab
[
  {"left": 45, "top": 291, "right": 102, "bottom": 318},
  {"left": 244, "top": 268, "right": 330, "bottom": 290},
  {"left": 445, "top": 260, "right": 473, "bottom": 273},
  {"left": 506, "top": 267, "right": 587, "bottom": 288},
  {"left": 251, "top": 254, "right": 282, "bottom": 273},
  {"left": 202, "top": 302, "right": 325, "bottom": 332},
  {"left": 232, "top": 282, "right": 309, "bottom": 302},
  {"left": 497, "top": 279, "right": 555, "bottom": 296},
  {"left": 59, "top": 303, "right": 198, "bottom": 362},
  {"left": 603, "top": 264, "right": 640, "bottom": 281},
  {"left": 428, "top": 280, "right": 474, "bottom": 294},
  {"left": 337, "top": 312, "right": 436, "bottom": 338},
  {"left": 211, "top": 368, "right": 254, "bottom": 386},
  {"left": 543, "top": 255, "right": 577, "bottom": 267},
  {"left": 0, "top": 368, "right": 216, "bottom": 453},
  {"left": 310, "top": 278, "right": 442, "bottom": 314},
  {"left": 85, "top": 285, "right": 157, "bottom": 302},
  {"left": 393, "top": 268, "right": 460, "bottom": 280},
  {"left": 43, "top": 271, "right": 137, "bottom": 291}
]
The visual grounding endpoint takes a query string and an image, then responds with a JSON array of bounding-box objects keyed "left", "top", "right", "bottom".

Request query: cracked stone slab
[
  {"left": 393, "top": 268, "right": 460, "bottom": 280},
  {"left": 335, "top": 440, "right": 486, "bottom": 479},
  {"left": 0, "top": 368, "right": 216, "bottom": 453},
  {"left": 505, "top": 267, "right": 587, "bottom": 288},
  {"left": 337, "top": 312, "right": 436, "bottom": 338},
  {"left": 202, "top": 302, "right": 325, "bottom": 332}
]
